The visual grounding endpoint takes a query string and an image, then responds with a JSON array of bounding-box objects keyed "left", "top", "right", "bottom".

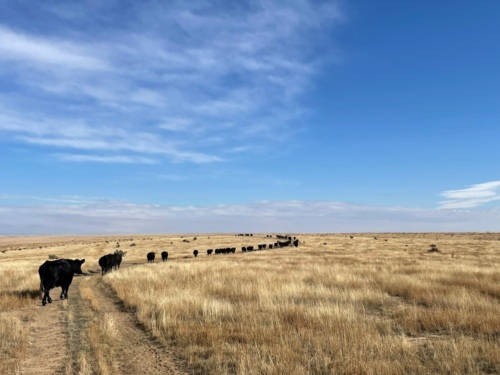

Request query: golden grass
[
  {"left": 0, "top": 232, "right": 499, "bottom": 374},
  {"left": 104, "top": 233, "right": 500, "bottom": 375},
  {"left": 0, "top": 262, "right": 39, "bottom": 374}
]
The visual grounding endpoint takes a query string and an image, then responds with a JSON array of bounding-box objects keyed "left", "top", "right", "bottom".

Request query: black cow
[
  {"left": 98, "top": 254, "right": 114, "bottom": 275},
  {"left": 113, "top": 253, "right": 122, "bottom": 270},
  {"left": 293, "top": 239, "right": 299, "bottom": 247},
  {"left": 39, "top": 259, "right": 85, "bottom": 306},
  {"left": 207, "top": 249, "right": 213, "bottom": 256},
  {"left": 147, "top": 252, "right": 155, "bottom": 263},
  {"left": 193, "top": 249, "right": 199, "bottom": 257},
  {"left": 161, "top": 251, "right": 169, "bottom": 262}
]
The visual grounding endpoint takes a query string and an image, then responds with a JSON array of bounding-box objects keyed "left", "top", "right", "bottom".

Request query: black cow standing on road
[
  {"left": 113, "top": 253, "right": 122, "bottom": 270},
  {"left": 39, "top": 259, "right": 85, "bottom": 306},
  {"left": 147, "top": 252, "right": 155, "bottom": 263},
  {"left": 98, "top": 254, "right": 114, "bottom": 275},
  {"left": 161, "top": 251, "right": 169, "bottom": 262}
]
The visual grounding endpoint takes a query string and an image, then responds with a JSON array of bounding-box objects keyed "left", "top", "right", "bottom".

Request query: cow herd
[{"left": 37, "top": 235, "right": 299, "bottom": 306}]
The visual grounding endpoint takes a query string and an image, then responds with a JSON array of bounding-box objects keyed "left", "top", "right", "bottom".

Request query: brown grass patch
[{"left": 1, "top": 232, "right": 499, "bottom": 374}]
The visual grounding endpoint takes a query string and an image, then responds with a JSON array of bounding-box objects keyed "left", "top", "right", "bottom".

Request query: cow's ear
[{"left": 80, "top": 259, "right": 86, "bottom": 264}]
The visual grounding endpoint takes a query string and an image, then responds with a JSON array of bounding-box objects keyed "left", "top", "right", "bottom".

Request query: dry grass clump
[
  {"left": 105, "top": 234, "right": 500, "bottom": 375},
  {"left": 0, "top": 262, "right": 40, "bottom": 311},
  {"left": 0, "top": 261, "right": 39, "bottom": 374},
  {"left": 0, "top": 315, "right": 30, "bottom": 374}
]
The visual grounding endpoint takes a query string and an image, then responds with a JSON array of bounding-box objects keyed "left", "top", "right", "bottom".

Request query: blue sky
[{"left": 1, "top": 0, "right": 499, "bottom": 234}]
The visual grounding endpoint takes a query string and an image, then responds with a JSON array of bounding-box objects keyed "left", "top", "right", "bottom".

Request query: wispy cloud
[
  {"left": 0, "top": 1, "right": 343, "bottom": 164},
  {"left": 56, "top": 154, "right": 158, "bottom": 164},
  {"left": 1, "top": 198, "right": 497, "bottom": 235},
  {"left": 439, "top": 181, "right": 500, "bottom": 209},
  {"left": 0, "top": 25, "right": 109, "bottom": 71}
]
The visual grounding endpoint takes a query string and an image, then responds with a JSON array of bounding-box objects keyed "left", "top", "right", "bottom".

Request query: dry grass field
[{"left": 0, "top": 232, "right": 499, "bottom": 374}]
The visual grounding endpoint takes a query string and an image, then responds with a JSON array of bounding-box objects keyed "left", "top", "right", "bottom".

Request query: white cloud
[
  {"left": 0, "top": 198, "right": 498, "bottom": 235},
  {"left": 0, "top": 106, "right": 222, "bottom": 164},
  {"left": 0, "top": 1, "right": 343, "bottom": 164},
  {"left": 56, "top": 154, "right": 158, "bottom": 164},
  {"left": 439, "top": 181, "right": 500, "bottom": 209},
  {"left": 0, "top": 25, "right": 108, "bottom": 71}
]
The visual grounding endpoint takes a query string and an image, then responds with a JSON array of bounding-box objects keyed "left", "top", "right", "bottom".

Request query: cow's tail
[{"left": 40, "top": 277, "right": 45, "bottom": 292}]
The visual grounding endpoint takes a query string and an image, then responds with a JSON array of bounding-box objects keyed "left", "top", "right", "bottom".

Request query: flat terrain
[{"left": 0, "top": 232, "right": 499, "bottom": 374}]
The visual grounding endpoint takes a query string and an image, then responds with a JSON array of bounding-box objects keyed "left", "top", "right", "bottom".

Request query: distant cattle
[
  {"left": 147, "top": 252, "right": 155, "bottom": 263},
  {"left": 293, "top": 239, "right": 299, "bottom": 247},
  {"left": 161, "top": 251, "right": 169, "bottom": 262},
  {"left": 39, "top": 259, "right": 85, "bottom": 306},
  {"left": 207, "top": 249, "right": 213, "bottom": 256},
  {"left": 193, "top": 250, "right": 199, "bottom": 257},
  {"left": 214, "top": 247, "right": 236, "bottom": 255}
]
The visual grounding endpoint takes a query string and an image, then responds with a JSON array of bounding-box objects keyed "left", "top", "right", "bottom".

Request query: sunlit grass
[
  {"left": 105, "top": 233, "right": 500, "bottom": 374},
  {"left": 1, "top": 232, "right": 499, "bottom": 374}
]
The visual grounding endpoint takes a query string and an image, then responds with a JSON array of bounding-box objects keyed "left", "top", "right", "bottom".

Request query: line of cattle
[
  {"left": 38, "top": 236, "right": 300, "bottom": 306},
  {"left": 145, "top": 237, "right": 300, "bottom": 262}
]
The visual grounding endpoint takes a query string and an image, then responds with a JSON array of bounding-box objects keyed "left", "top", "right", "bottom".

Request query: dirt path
[
  {"left": 19, "top": 271, "right": 189, "bottom": 375},
  {"left": 20, "top": 297, "right": 70, "bottom": 375}
]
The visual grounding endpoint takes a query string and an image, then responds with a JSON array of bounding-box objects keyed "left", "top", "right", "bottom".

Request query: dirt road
[{"left": 20, "top": 270, "right": 188, "bottom": 375}]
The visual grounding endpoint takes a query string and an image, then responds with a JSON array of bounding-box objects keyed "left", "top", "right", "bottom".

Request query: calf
[{"left": 39, "top": 259, "right": 85, "bottom": 306}]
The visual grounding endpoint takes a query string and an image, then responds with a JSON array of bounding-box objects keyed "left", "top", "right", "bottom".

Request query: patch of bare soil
[
  {"left": 19, "top": 271, "right": 188, "bottom": 375},
  {"left": 85, "top": 275, "right": 189, "bottom": 375},
  {"left": 20, "top": 296, "right": 69, "bottom": 375}
]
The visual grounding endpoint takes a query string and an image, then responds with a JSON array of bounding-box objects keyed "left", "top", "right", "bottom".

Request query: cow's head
[{"left": 70, "top": 259, "right": 85, "bottom": 274}]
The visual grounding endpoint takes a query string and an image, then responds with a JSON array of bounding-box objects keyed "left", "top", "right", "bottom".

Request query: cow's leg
[
  {"left": 42, "top": 290, "right": 52, "bottom": 305},
  {"left": 61, "top": 285, "right": 69, "bottom": 299}
]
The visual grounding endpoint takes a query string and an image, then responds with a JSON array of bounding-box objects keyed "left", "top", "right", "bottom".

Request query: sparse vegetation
[
  {"left": 105, "top": 233, "right": 500, "bottom": 375},
  {"left": 1, "top": 233, "right": 499, "bottom": 374}
]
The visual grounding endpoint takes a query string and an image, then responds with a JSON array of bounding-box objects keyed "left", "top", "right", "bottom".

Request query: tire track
[
  {"left": 82, "top": 274, "right": 189, "bottom": 375},
  {"left": 20, "top": 298, "right": 70, "bottom": 375},
  {"left": 20, "top": 271, "right": 189, "bottom": 375}
]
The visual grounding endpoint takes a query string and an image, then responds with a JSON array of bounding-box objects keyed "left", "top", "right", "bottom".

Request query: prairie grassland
[
  {"left": 105, "top": 233, "right": 500, "bottom": 375},
  {"left": 1, "top": 233, "right": 499, "bottom": 374}
]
